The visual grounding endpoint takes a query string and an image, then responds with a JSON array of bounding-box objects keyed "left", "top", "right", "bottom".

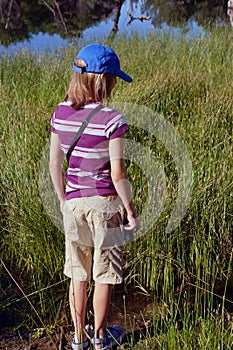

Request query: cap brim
[{"left": 117, "top": 70, "right": 133, "bottom": 83}]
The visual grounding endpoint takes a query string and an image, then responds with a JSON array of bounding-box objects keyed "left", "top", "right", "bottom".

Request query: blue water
[{"left": 0, "top": 0, "right": 207, "bottom": 56}]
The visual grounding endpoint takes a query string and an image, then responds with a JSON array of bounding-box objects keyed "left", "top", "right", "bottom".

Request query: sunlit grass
[{"left": 0, "top": 25, "right": 233, "bottom": 348}]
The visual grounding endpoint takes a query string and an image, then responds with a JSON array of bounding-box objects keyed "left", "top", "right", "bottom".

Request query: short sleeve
[
  {"left": 105, "top": 113, "right": 129, "bottom": 140},
  {"left": 50, "top": 112, "right": 58, "bottom": 134},
  {"left": 109, "top": 124, "right": 129, "bottom": 139}
]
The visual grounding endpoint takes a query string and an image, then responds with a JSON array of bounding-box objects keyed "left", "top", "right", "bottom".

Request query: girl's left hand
[{"left": 124, "top": 214, "right": 140, "bottom": 232}]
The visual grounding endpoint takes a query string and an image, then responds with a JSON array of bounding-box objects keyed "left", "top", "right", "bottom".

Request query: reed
[{"left": 0, "top": 25, "right": 232, "bottom": 348}]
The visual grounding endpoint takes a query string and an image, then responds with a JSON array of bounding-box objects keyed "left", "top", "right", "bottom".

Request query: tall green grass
[{"left": 0, "top": 26, "right": 232, "bottom": 348}]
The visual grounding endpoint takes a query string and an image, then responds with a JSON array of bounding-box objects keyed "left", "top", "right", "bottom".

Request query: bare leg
[
  {"left": 69, "top": 280, "right": 88, "bottom": 343},
  {"left": 93, "top": 282, "right": 112, "bottom": 339}
]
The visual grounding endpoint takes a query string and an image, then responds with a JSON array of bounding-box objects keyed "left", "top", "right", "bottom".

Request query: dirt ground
[
  {"left": 0, "top": 290, "right": 154, "bottom": 350},
  {"left": 0, "top": 327, "right": 150, "bottom": 350}
]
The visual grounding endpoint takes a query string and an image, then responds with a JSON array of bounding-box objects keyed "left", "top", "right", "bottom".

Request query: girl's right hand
[{"left": 60, "top": 199, "right": 66, "bottom": 213}]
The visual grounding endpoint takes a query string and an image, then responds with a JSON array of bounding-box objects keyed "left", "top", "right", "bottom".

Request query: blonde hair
[{"left": 66, "top": 58, "right": 116, "bottom": 109}]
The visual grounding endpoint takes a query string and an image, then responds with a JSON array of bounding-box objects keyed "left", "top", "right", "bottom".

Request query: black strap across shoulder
[{"left": 66, "top": 104, "right": 104, "bottom": 164}]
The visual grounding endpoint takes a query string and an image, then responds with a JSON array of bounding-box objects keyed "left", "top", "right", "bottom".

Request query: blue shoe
[
  {"left": 72, "top": 325, "right": 93, "bottom": 349},
  {"left": 72, "top": 338, "right": 89, "bottom": 349},
  {"left": 91, "top": 325, "right": 125, "bottom": 349}
]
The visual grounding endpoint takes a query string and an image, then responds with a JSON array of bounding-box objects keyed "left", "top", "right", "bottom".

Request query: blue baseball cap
[{"left": 73, "top": 44, "right": 132, "bottom": 83}]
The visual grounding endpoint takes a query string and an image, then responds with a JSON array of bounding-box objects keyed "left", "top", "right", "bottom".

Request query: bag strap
[{"left": 66, "top": 104, "right": 104, "bottom": 164}]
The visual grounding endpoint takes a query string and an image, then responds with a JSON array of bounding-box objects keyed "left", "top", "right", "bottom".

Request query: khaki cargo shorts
[{"left": 62, "top": 195, "right": 124, "bottom": 284}]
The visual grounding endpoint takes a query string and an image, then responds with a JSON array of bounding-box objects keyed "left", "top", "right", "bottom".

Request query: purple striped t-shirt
[{"left": 51, "top": 101, "right": 129, "bottom": 199}]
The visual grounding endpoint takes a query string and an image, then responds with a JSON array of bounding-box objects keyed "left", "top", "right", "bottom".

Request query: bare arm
[
  {"left": 109, "top": 137, "right": 139, "bottom": 230},
  {"left": 49, "top": 132, "right": 66, "bottom": 210}
]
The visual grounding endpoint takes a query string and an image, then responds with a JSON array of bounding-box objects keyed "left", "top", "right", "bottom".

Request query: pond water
[{"left": 0, "top": 0, "right": 232, "bottom": 56}]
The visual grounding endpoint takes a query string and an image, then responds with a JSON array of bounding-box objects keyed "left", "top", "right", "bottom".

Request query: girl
[{"left": 49, "top": 43, "right": 139, "bottom": 350}]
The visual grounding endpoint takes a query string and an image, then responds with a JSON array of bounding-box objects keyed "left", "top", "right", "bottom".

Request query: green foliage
[
  {"left": 0, "top": 26, "right": 233, "bottom": 348},
  {"left": 0, "top": 0, "right": 115, "bottom": 46},
  {"left": 145, "top": 0, "right": 229, "bottom": 26}
]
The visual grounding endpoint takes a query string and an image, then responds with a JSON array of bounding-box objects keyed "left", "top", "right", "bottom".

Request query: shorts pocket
[
  {"left": 93, "top": 211, "right": 123, "bottom": 248},
  {"left": 62, "top": 201, "right": 76, "bottom": 214},
  {"left": 63, "top": 202, "right": 78, "bottom": 238}
]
